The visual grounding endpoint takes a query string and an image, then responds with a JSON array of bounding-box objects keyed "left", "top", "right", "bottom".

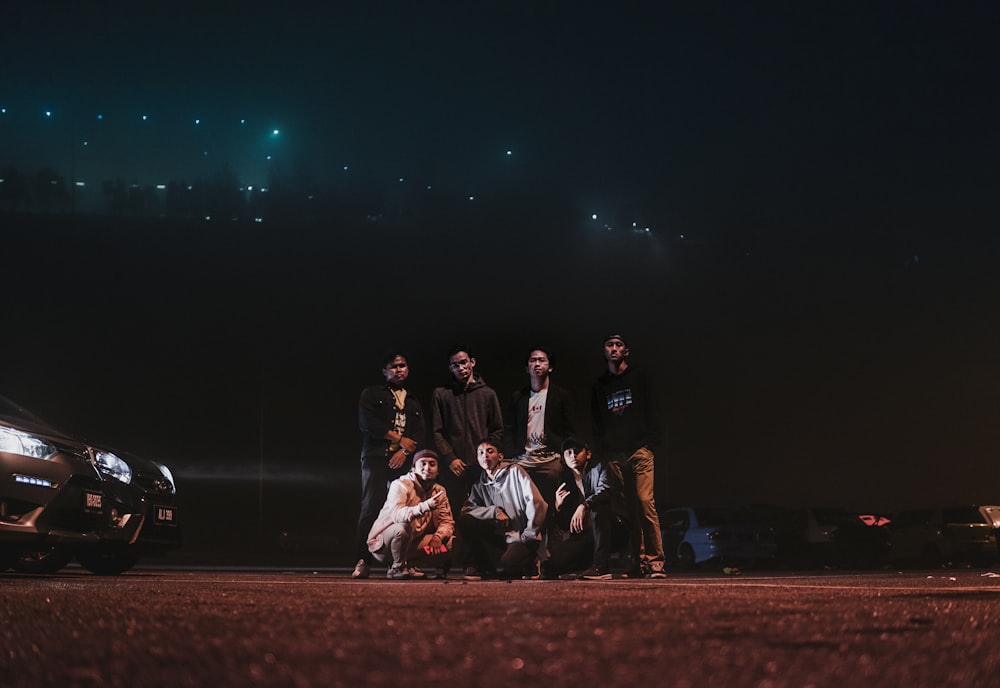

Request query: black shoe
[{"left": 581, "top": 566, "right": 613, "bottom": 580}]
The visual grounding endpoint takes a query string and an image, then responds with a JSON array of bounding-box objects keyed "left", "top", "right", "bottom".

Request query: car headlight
[
  {"left": 154, "top": 462, "right": 176, "bottom": 495},
  {"left": 93, "top": 450, "right": 132, "bottom": 484},
  {"left": 0, "top": 425, "right": 57, "bottom": 460}
]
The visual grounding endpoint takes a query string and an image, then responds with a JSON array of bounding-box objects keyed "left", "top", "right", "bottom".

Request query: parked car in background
[
  {"left": 0, "top": 397, "right": 180, "bottom": 574},
  {"left": 765, "top": 506, "right": 891, "bottom": 569},
  {"left": 886, "top": 506, "right": 997, "bottom": 567},
  {"left": 660, "top": 506, "right": 777, "bottom": 569},
  {"left": 978, "top": 505, "right": 1000, "bottom": 556}
]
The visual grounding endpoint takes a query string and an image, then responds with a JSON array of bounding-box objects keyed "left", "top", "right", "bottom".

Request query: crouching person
[
  {"left": 457, "top": 438, "right": 547, "bottom": 580},
  {"left": 367, "top": 450, "right": 454, "bottom": 579},
  {"left": 541, "top": 437, "right": 631, "bottom": 580}
]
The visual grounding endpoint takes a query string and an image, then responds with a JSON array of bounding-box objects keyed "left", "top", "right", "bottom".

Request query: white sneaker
[{"left": 352, "top": 559, "right": 370, "bottom": 579}]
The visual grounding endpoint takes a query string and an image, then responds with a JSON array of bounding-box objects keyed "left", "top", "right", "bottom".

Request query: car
[
  {"left": 886, "top": 506, "right": 998, "bottom": 567},
  {"left": 0, "top": 397, "right": 180, "bottom": 574},
  {"left": 977, "top": 505, "right": 1000, "bottom": 555},
  {"left": 660, "top": 506, "right": 777, "bottom": 569},
  {"left": 766, "top": 506, "right": 891, "bottom": 569}
]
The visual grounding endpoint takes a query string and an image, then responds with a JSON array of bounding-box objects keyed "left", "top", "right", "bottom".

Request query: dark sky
[{"left": 2, "top": 1, "right": 1000, "bottom": 514}]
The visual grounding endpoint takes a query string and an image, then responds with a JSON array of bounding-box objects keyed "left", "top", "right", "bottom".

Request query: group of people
[{"left": 353, "top": 333, "right": 667, "bottom": 581}]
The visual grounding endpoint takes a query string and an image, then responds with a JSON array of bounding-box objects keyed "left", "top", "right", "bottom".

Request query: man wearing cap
[
  {"left": 353, "top": 352, "right": 426, "bottom": 579},
  {"left": 542, "top": 437, "right": 631, "bottom": 580},
  {"left": 367, "top": 450, "right": 454, "bottom": 579},
  {"left": 591, "top": 333, "right": 667, "bottom": 578}
]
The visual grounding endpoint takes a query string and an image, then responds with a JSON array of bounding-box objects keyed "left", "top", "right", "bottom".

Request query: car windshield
[
  {"left": 942, "top": 507, "right": 988, "bottom": 525},
  {"left": 0, "top": 396, "right": 52, "bottom": 426},
  {"left": 694, "top": 508, "right": 738, "bottom": 527}
]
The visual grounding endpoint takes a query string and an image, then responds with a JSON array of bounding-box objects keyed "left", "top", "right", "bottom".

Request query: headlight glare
[
  {"left": 94, "top": 450, "right": 132, "bottom": 484},
  {"left": 0, "top": 426, "right": 58, "bottom": 460}
]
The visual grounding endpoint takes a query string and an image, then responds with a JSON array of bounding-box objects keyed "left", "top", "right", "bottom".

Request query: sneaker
[
  {"left": 352, "top": 559, "right": 370, "bottom": 579},
  {"left": 386, "top": 565, "right": 411, "bottom": 580},
  {"left": 557, "top": 572, "right": 582, "bottom": 580},
  {"left": 646, "top": 566, "right": 667, "bottom": 579},
  {"left": 462, "top": 567, "right": 483, "bottom": 581},
  {"left": 427, "top": 568, "right": 448, "bottom": 580},
  {"left": 405, "top": 566, "right": 426, "bottom": 579},
  {"left": 580, "top": 566, "right": 613, "bottom": 580}
]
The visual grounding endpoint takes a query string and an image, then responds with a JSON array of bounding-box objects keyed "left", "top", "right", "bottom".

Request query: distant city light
[
  {"left": 468, "top": 195, "right": 475, "bottom": 201},
  {"left": 399, "top": 177, "right": 404, "bottom": 183},
  {"left": 195, "top": 118, "right": 201, "bottom": 125},
  {"left": 45, "top": 110, "right": 52, "bottom": 117},
  {"left": 142, "top": 115, "right": 148, "bottom": 121},
  {"left": 506, "top": 150, "right": 512, "bottom": 156},
  {"left": 343, "top": 165, "right": 349, "bottom": 171},
  {"left": 97, "top": 114, "right": 103, "bottom": 120},
  {"left": 272, "top": 129, "right": 279, "bottom": 136},
  {"left": 240, "top": 119, "right": 246, "bottom": 124},
  {"left": 592, "top": 213, "right": 598, "bottom": 220},
  {"left": 156, "top": 184, "right": 166, "bottom": 190},
  {"left": 74, "top": 181, "right": 85, "bottom": 187}
]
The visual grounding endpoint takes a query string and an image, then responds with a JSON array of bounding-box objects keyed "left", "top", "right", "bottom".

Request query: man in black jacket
[
  {"left": 542, "top": 437, "right": 631, "bottom": 580},
  {"left": 353, "top": 351, "right": 425, "bottom": 579},
  {"left": 505, "top": 347, "right": 575, "bottom": 525}
]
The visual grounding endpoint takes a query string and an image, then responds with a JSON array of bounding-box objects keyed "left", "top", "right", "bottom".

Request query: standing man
[
  {"left": 431, "top": 344, "right": 503, "bottom": 518},
  {"left": 506, "top": 347, "right": 575, "bottom": 526},
  {"left": 353, "top": 351, "right": 425, "bottom": 579},
  {"left": 591, "top": 333, "right": 667, "bottom": 578}
]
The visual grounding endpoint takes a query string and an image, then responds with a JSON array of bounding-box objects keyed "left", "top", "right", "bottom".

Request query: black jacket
[
  {"left": 358, "top": 383, "right": 426, "bottom": 458},
  {"left": 505, "top": 383, "right": 575, "bottom": 457}
]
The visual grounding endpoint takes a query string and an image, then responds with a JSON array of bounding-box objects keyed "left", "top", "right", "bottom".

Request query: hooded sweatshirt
[
  {"left": 367, "top": 473, "right": 454, "bottom": 552},
  {"left": 461, "top": 460, "right": 547, "bottom": 543}
]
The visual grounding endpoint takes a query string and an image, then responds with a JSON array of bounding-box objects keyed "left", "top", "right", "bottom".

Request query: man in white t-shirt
[{"left": 505, "top": 347, "right": 576, "bottom": 531}]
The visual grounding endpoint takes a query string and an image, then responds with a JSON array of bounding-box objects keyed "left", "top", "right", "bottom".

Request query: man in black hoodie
[
  {"left": 591, "top": 333, "right": 667, "bottom": 578},
  {"left": 431, "top": 344, "right": 503, "bottom": 518}
]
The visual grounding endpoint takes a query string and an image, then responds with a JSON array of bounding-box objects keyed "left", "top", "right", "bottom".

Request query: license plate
[
  {"left": 84, "top": 491, "right": 103, "bottom": 513},
  {"left": 154, "top": 505, "right": 176, "bottom": 524}
]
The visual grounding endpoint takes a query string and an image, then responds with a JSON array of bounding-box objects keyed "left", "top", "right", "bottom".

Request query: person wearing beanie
[
  {"left": 367, "top": 450, "right": 454, "bottom": 579},
  {"left": 591, "top": 333, "right": 667, "bottom": 578}
]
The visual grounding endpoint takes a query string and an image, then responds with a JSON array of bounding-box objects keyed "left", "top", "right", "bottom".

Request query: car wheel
[
  {"left": 76, "top": 548, "right": 140, "bottom": 575},
  {"left": 678, "top": 543, "right": 696, "bottom": 569},
  {"left": 13, "top": 546, "right": 75, "bottom": 574}
]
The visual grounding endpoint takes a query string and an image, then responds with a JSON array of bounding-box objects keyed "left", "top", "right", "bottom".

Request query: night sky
[{"left": 3, "top": 2, "right": 1000, "bottom": 518}]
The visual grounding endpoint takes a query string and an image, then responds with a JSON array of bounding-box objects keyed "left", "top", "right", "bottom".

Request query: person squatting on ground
[
  {"left": 505, "top": 347, "right": 575, "bottom": 542},
  {"left": 366, "top": 450, "right": 454, "bottom": 579},
  {"left": 591, "top": 333, "right": 667, "bottom": 578},
  {"left": 353, "top": 352, "right": 426, "bottom": 579},
  {"left": 457, "top": 438, "right": 547, "bottom": 580},
  {"left": 541, "top": 437, "right": 632, "bottom": 580},
  {"left": 432, "top": 345, "right": 504, "bottom": 519}
]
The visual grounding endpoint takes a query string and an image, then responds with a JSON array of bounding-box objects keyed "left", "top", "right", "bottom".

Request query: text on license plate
[
  {"left": 155, "top": 505, "right": 176, "bottom": 523},
  {"left": 84, "top": 491, "right": 103, "bottom": 512}
]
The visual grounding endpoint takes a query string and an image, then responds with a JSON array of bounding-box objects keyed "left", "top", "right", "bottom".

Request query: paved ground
[{"left": 2, "top": 567, "right": 999, "bottom": 687}]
